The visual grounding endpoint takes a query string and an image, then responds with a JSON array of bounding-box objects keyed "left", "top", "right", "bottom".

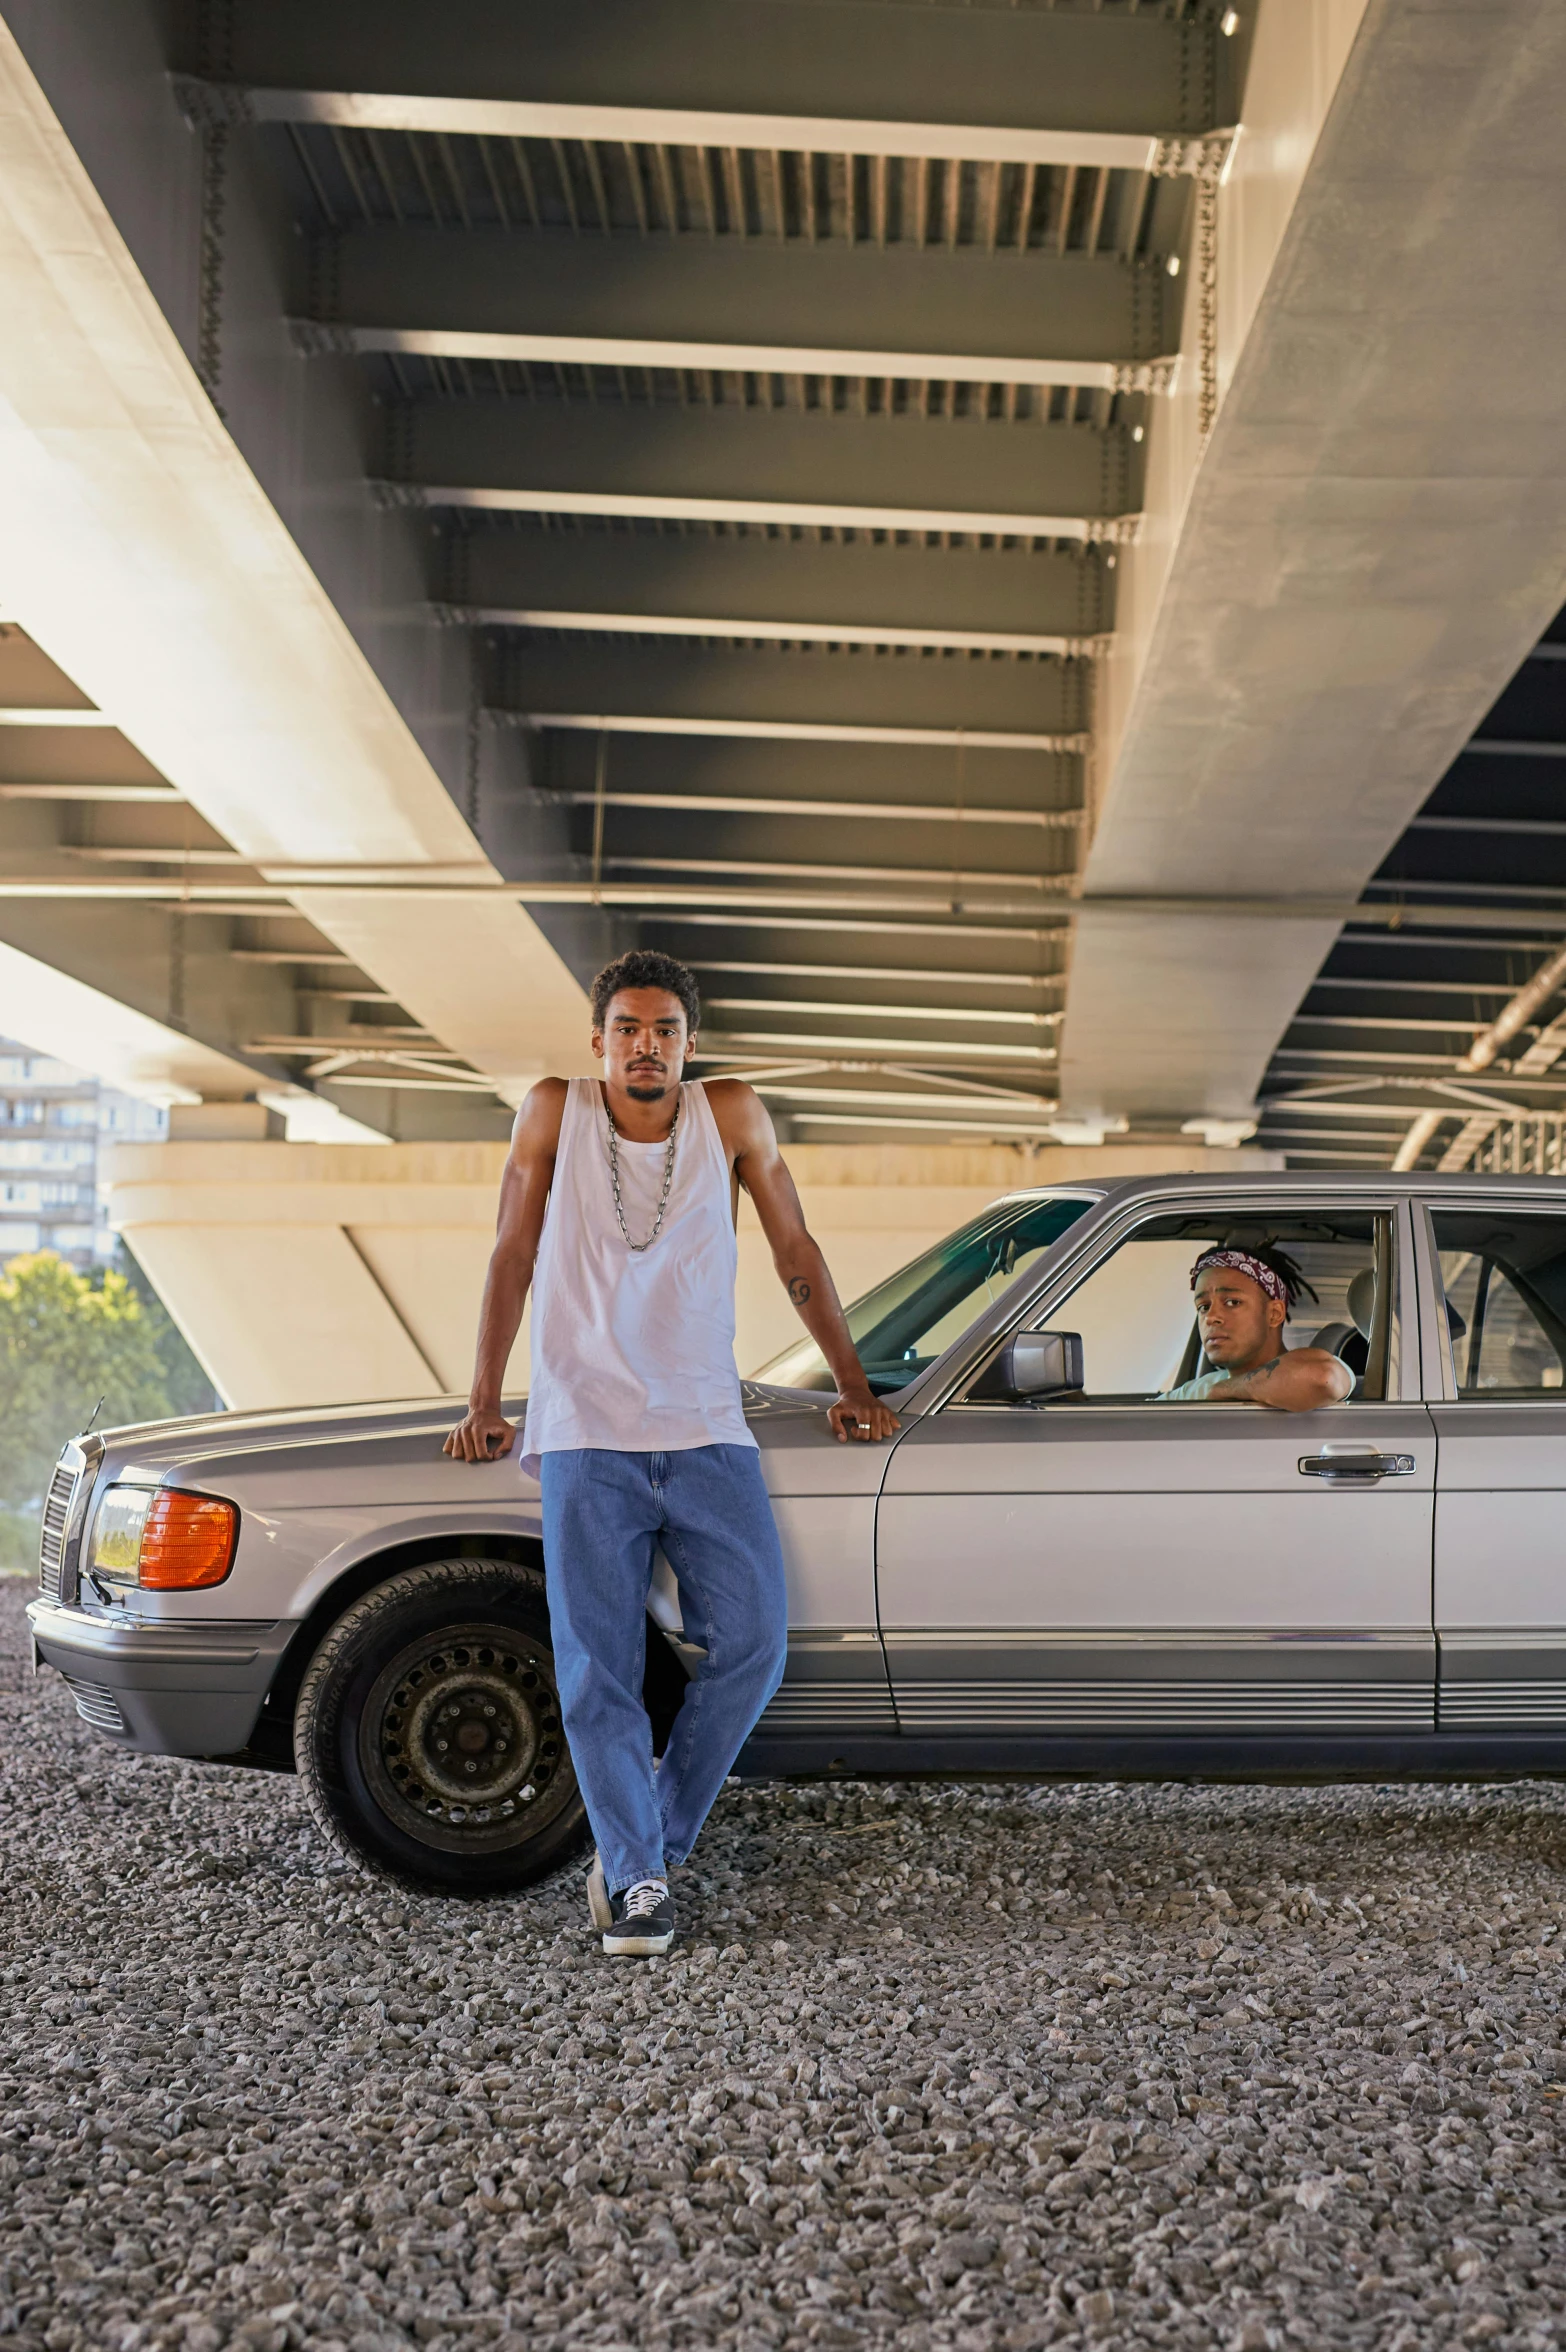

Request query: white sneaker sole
[
  {"left": 603, "top": 1925, "right": 675, "bottom": 1957},
  {"left": 584, "top": 1853, "right": 613, "bottom": 1932}
]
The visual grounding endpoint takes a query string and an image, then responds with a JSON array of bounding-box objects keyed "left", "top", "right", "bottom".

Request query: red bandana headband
[{"left": 1192, "top": 1248, "right": 1288, "bottom": 1304}]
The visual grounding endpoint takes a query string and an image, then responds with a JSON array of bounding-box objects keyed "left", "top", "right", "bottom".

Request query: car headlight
[
  {"left": 90, "top": 1485, "right": 153, "bottom": 1581},
  {"left": 89, "top": 1484, "right": 238, "bottom": 1590}
]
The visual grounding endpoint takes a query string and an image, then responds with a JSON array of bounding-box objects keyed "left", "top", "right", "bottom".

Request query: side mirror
[{"left": 970, "top": 1329, "right": 1085, "bottom": 1403}]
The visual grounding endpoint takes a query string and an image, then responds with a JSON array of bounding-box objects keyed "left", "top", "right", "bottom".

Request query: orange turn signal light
[{"left": 137, "top": 1490, "right": 239, "bottom": 1589}]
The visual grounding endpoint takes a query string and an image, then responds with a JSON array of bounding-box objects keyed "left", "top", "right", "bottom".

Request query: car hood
[{"left": 77, "top": 1381, "right": 837, "bottom": 1490}]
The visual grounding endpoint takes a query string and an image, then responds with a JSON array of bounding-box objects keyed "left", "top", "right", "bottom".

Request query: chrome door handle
[{"left": 1298, "top": 1452, "right": 1416, "bottom": 1481}]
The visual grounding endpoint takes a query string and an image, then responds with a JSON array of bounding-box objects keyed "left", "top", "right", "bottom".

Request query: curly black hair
[{"left": 589, "top": 949, "right": 701, "bottom": 1034}]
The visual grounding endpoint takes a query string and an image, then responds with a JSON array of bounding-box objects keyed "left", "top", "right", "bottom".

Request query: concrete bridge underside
[{"left": 1, "top": 1, "right": 1564, "bottom": 1397}]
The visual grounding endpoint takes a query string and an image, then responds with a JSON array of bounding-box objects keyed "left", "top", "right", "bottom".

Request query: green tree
[{"left": 0, "top": 1253, "right": 175, "bottom": 1568}]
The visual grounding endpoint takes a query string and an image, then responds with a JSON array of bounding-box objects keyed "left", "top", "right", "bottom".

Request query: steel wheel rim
[{"left": 359, "top": 1619, "right": 576, "bottom": 1854}]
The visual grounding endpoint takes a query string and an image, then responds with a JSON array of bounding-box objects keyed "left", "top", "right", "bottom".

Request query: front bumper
[{"left": 26, "top": 1596, "right": 294, "bottom": 1757}]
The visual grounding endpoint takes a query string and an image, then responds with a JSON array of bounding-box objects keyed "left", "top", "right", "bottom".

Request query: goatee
[{"left": 626, "top": 1081, "right": 669, "bottom": 1102}]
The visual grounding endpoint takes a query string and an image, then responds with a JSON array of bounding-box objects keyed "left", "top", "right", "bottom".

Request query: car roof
[{"left": 996, "top": 1170, "right": 1566, "bottom": 1205}]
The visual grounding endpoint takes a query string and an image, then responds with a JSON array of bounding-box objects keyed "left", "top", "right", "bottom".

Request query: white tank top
[{"left": 520, "top": 1077, "right": 756, "bottom": 1476}]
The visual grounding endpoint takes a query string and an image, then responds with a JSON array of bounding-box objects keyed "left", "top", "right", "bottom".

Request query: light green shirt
[
  {"left": 1157, "top": 1367, "right": 1233, "bottom": 1402},
  {"left": 1157, "top": 1358, "right": 1357, "bottom": 1403}
]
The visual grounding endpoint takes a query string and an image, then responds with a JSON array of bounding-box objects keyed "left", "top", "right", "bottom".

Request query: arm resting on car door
[{"left": 1200, "top": 1349, "right": 1353, "bottom": 1410}]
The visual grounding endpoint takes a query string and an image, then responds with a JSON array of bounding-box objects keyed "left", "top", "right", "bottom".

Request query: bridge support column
[{"left": 105, "top": 1139, "right": 1278, "bottom": 1409}]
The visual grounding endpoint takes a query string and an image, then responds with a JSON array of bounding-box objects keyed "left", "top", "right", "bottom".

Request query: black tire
[{"left": 294, "top": 1557, "right": 590, "bottom": 1895}]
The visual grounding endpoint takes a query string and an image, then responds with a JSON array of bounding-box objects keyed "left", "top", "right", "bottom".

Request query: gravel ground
[{"left": 5, "top": 1576, "right": 1566, "bottom": 2352}]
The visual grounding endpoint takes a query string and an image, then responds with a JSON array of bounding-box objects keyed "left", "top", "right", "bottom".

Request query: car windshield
[{"left": 755, "top": 1194, "right": 1094, "bottom": 1395}]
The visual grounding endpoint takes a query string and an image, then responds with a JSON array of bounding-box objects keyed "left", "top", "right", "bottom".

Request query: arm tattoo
[{"left": 788, "top": 1276, "right": 812, "bottom": 1306}]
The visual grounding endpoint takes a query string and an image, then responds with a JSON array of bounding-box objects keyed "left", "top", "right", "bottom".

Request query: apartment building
[{"left": 0, "top": 1040, "right": 166, "bottom": 1270}]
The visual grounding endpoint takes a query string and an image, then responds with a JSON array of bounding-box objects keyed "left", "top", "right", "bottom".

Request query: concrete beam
[
  {"left": 0, "top": 887, "right": 295, "bottom": 1071},
  {"left": 0, "top": 9, "right": 600, "bottom": 1103},
  {"left": 400, "top": 402, "right": 1138, "bottom": 542},
  {"left": 300, "top": 230, "right": 1178, "bottom": 390},
  {"left": 700, "top": 1028, "right": 1054, "bottom": 1067},
  {"left": 704, "top": 996, "right": 1061, "bottom": 1030},
  {"left": 0, "top": 754, "right": 515, "bottom": 1140},
  {"left": 448, "top": 530, "right": 1111, "bottom": 656},
  {"left": 594, "top": 806, "right": 1077, "bottom": 886},
  {"left": 0, "top": 931, "right": 282, "bottom": 1106},
  {"left": 571, "top": 794, "right": 1082, "bottom": 837},
  {"left": 1062, "top": 0, "right": 1566, "bottom": 1123},
  {"left": 179, "top": 2, "right": 1231, "bottom": 156},
  {"left": 3, "top": 0, "right": 476, "bottom": 839},
  {"left": 0, "top": 706, "right": 116, "bottom": 726},
  {"left": 492, "top": 639, "right": 1086, "bottom": 743},
  {"left": 109, "top": 1132, "right": 1203, "bottom": 1400},
  {"left": 0, "top": 782, "right": 180, "bottom": 801},
  {"left": 536, "top": 731, "right": 1080, "bottom": 816}
]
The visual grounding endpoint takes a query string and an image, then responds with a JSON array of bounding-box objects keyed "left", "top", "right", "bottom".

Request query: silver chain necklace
[{"left": 605, "top": 1089, "right": 681, "bottom": 1252}]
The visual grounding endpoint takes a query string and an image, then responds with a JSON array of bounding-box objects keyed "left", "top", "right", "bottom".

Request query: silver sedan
[{"left": 27, "top": 1170, "right": 1566, "bottom": 1892}]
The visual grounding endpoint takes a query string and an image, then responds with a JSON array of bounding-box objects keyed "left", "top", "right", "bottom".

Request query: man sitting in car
[{"left": 1160, "top": 1245, "right": 1353, "bottom": 1410}]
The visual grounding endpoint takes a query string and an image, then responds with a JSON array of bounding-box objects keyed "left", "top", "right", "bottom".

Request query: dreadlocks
[{"left": 1191, "top": 1241, "right": 1318, "bottom": 1312}]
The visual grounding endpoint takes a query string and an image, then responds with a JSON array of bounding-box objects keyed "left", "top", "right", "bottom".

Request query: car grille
[
  {"left": 37, "top": 1458, "right": 81, "bottom": 1603},
  {"left": 63, "top": 1677, "right": 127, "bottom": 1735}
]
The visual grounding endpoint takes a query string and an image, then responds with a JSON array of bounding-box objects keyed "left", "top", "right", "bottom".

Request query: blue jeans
[{"left": 538, "top": 1445, "right": 788, "bottom": 1897}]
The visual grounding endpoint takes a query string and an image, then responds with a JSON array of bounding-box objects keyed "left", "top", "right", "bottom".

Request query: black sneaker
[{"left": 604, "top": 1879, "right": 675, "bottom": 1957}]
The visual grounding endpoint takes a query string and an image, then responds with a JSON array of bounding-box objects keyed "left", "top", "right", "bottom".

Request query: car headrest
[{"left": 1346, "top": 1267, "right": 1377, "bottom": 1340}]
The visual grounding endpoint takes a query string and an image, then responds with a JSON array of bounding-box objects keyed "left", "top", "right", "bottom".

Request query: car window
[
  {"left": 1431, "top": 1211, "right": 1566, "bottom": 1398},
  {"left": 1030, "top": 1207, "right": 1397, "bottom": 1402},
  {"left": 754, "top": 1195, "right": 1093, "bottom": 1394}
]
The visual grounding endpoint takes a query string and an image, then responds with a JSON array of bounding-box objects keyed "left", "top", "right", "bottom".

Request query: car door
[
  {"left": 740, "top": 1410, "right": 901, "bottom": 1746},
  {"left": 876, "top": 1194, "right": 1437, "bottom": 1745},
  {"left": 741, "top": 1190, "right": 1101, "bottom": 1754},
  {"left": 1422, "top": 1196, "right": 1566, "bottom": 1732}
]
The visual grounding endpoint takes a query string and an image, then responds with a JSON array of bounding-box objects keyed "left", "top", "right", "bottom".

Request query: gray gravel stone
[{"left": 4, "top": 1576, "right": 1566, "bottom": 2350}]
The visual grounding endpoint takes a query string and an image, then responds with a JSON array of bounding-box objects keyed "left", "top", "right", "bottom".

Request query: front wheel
[{"left": 294, "top": 1558, "right": 589, "bottom": 1894}]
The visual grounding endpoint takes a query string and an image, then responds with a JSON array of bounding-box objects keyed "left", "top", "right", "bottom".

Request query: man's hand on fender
[
  {"left": 827, "top": 1386, "right": 900, "bottom": 1444},
  {"left": 443, "top": 1406, "right": 517, "bottom": 1461}
]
